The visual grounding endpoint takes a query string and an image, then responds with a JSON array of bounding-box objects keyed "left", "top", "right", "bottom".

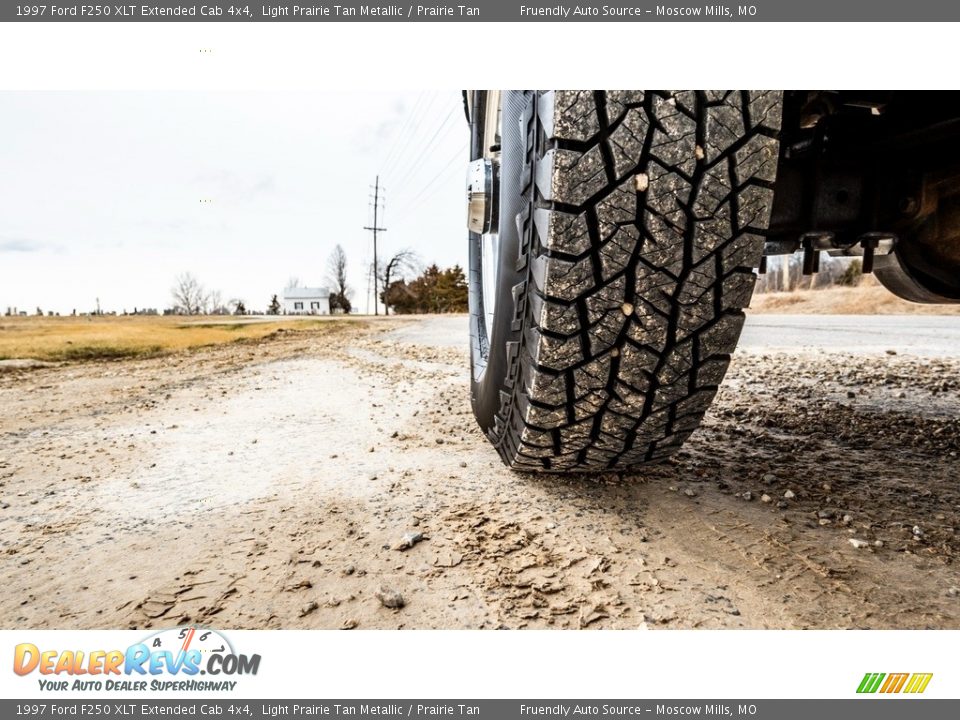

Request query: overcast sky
[{"left": 0, "top": 91, "right": 467, "bottom": 314}]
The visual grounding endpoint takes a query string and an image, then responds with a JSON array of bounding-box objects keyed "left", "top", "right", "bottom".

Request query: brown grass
[
  {"left": 750, "top": 277, "right": 960, "bottom": 315},
  {"left": 0, "top": 315, "right": 348, "bottom": 362}
]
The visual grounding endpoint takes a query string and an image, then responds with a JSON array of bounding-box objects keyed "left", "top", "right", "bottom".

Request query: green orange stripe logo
[{"left": 857, "top": 672, "right": 932, "bottom": 694}]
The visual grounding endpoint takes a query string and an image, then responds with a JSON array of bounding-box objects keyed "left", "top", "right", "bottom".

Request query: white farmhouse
[{"left": 282, "top": 286, "right": 330, "bottom": 315}]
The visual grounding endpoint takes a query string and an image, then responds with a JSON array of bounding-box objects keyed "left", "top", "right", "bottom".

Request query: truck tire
[{"left": 468, "top": 91, "right": 782, "bottom": 472}]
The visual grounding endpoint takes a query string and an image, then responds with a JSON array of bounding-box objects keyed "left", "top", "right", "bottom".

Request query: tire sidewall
[{"left": 469, "top": 90, "right": 533, "bottom": 432}]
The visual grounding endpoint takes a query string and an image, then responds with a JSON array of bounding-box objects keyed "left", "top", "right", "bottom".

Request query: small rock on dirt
[
  {"left": 434, "top": 551, "right": 464, "bottom": 568},
  {"left": 761, "top": 494, "right": 772, "bottom": 503},
  {"left": 394, "top": 531, "right": 425, "bottom": 551},
  {"left": 783, "top": 490, "right": 796, "bottom": 499},
  {"left": 375, "top": 586, "right": 405, "bottom": 609},
  {"left": 849, "top": 538, "right": 869, "bottom": 549}
]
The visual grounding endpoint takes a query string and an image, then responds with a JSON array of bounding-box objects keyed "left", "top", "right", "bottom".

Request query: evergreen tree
[{"left": 382, "top": 264, "right": 468, "bottom": 314}]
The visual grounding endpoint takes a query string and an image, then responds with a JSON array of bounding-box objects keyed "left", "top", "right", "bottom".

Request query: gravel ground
[{"left": 1, "top": 315, "right": 958, "bottom": 629}]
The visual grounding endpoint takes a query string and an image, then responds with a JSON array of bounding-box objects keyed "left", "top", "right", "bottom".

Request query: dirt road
[{"left": 2, "top": 315, "right": 959, "bottom": 629}]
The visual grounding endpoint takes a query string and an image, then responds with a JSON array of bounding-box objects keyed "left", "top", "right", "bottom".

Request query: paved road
[
  {"left": 740, "top": 314, "right": 960, "bottom": 357},
  {"left": 393, "top": 313, "right": 960, "bottom": 357}
]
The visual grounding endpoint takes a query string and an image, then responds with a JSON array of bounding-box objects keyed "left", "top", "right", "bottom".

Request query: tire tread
[{"left": 489, "top": 90, "right": 782, "bottom": 472}]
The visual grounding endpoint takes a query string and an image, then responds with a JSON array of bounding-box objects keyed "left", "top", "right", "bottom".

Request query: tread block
[
  {"left": 534, "top": 207, "right": 591, "bottom": 255},
  {"left": 547, "top": 146, "right": 609, "bottom": 206},
  {"left": 540, "top": 90, "right": 601, "bottom": 143},
  {"left": 607, "top": 107, "right": 650, "bottom": 179}
]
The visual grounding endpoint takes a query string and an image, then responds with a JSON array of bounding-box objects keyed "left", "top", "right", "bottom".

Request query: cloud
[
  {"left": 353, "top": 98, "right": 410, "bottom": 155},
  {"left": 0, "top": 237, "right": 50, "bottom": 253},
  {"left": 193, "top": 171, "right": 277, "bottom": 203},
  {"left": 374, "top": 100, "right": 407, "bottom": 141}
]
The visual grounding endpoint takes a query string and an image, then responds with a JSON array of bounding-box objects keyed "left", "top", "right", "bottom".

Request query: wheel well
[{"left": 768, "top": 91, "right": 960, "bottom": 302}]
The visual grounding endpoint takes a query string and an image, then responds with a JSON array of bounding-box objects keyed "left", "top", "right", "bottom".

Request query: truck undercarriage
[{"left": 769, "top": 91, "right": 960, "bottom": 302}]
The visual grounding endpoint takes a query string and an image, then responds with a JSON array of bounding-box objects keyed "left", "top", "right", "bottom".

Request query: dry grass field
[
  {"left": 0, "top": 315, "right": 348, "bottom": 362},
  {"left": 3, "top": 279, "right": 958, "bottom": 363},
  {"left": 751, "top": 277, "right": 960, "bottom": 315}
]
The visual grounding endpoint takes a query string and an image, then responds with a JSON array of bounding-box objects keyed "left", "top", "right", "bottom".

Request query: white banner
[{"left": 1, "top": 629, "right": 956, "bottom": 699}]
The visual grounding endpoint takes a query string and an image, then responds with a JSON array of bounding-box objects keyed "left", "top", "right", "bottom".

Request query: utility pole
[{"left": 363, "top": 175, "right": 387, "bottom": 315}]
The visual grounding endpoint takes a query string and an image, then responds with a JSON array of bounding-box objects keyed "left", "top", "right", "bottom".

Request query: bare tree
[
  {"left": 326, "top": 244, "right": 352, "bottom": 314},
  {"left": 207, "top": 289, "right": 228, "bottom": 315},
  {"left": 286, "top": 276, "right": 302, "bottom": 290},
  {"left": 379, "top": 249, "right": 420, "bottom": 316},
  {"left": 171, "top": 272, "right": 206, "bottom": 315},
  {"left": 755, "top": 253, "right": 859, "bottom": 294}
]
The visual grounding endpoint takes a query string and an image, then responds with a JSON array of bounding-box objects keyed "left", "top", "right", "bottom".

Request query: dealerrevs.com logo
[
  {"left": 857, "top": 672, "right": 933, "bottom": 694},
  {"left": 13, "top": 628, "right": 260, "bottom": 692}
]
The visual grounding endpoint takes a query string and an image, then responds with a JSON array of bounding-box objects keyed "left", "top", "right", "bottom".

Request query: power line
[
  {"left": 381, "top": 92, "right": 443, "bottom": 180},
  {"left": 382, "top": 95, "right": 456, "bottom": 193},
  {"left": 389, "top": 105, "right": 459, "bottom": 193},
  {"left": 363, "top": 175, "right": 387, "bottom": 316},
  {"left": 391, "top": 141, "right": 468, "bottom": 224},
  {"left": 391, "top": 164, "right": 462, "bottom": 226},
  {"left": 380, "top": 92, "right": 426, "bottom": 169},
  {"left": 379, "top": 91, "right": 432, "bottom": 177}
]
